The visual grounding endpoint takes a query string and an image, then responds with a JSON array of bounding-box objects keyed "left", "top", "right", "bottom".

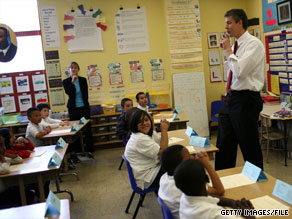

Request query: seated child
[
  {"left": 0, "top": 136, "right": 35, "bottom": 208},
  {"left": 0, "top": 128, "right": 34, "bottom": 158},
  {"left": 136, "top": 92, "right": 149, "bottom": 113},
  {"left": 37, "top": 103, "right": 67, "bottom": 128},
  {"left": 159, "top": 145, "right": 224, "bottom": 219},
  {"left": 116, "top": 98, "right": 133, "bottom": 139},
  {"left": 26, "top": 107, "right": 51, "bottom": 147},
  {"left": 174, "top": 159, "right": 255, "bottom": 219}
]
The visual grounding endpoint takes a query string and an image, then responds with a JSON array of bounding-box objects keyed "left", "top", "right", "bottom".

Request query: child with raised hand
[
  {"left": 26, "top": 107, "right": 51, "bottom": 147},
  {"left": 0, "top": 128, "right": 34, "bottom": 159},
  {"left": 174, "top": 159, "right": 255, "bottom": 219},
  {"left": 159, "top": 145, "right": 224, "bottom": 219},
  {"left": 37, "top": 103, "right": 68, "bottom": 129}
]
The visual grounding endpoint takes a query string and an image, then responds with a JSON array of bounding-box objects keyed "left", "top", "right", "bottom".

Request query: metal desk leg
[
  {"left": 37, "top": 174, "right": 45, "bottom": 202},
  {"left": 54, "top": 172, "right": 75, "bottom": 202},
  {"left": 78, "top": 130, "right": 94, "bottom": 159},
  {"left": 18, "top": 177, "right": 27, "bottom": 205}
]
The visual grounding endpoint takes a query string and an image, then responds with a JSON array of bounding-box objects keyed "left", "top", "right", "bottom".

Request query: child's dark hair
[
  {"left": 0, "top": 128, "right": 10, "bottom": 149},
  {"left": 129, "top": 110, "right": 153, "bottom": 136},
  {"left": 121, "top": 98, "right": 132, "bottom": 108},
  {"left": 174, "top": 159, "right": 207, "bottom": 196},
  {"left": 27, "top": 107, "right": 39, "bottom": 118},
  {"left": 37, "top": 103, "right": 50, "bottom": 111},
  {"left": 161, "top": 145, "right": 184, "bottom": 176},
  {"left": 135, "top": 92, "right": 145, "bottom": 102}
]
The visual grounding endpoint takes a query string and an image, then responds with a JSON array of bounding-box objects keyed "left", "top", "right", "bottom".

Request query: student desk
[
  {"left": 261, "top": 102, "right": 291, "bottom": 166},
  {"left": 217, "top": 167, "right": 291, "bottom": 218},
  {"left": 0, "top": 199, "right": 70, "bottom": 219},
  {"left": 0, "top": 145, "right": 70, "bottom": 205},
  {"left": 167, "top": 129, "right": 218, "bottom": 160},
  {"left": 153, "top": 111, "right": 189, "bottom": 130},
  {"left": 42, "top": 120, "right": 90, "bottom": 153}
]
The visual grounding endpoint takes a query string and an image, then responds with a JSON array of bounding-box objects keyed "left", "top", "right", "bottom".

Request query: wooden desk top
[
  {"left": 42, "top": 120, "right": 89, "bottom": 139},
  {"left": 167, "top": 129, "right": 218, "bottom": 154},
  {"left": 153, "top": 111, "right": 189, "bottom": 124},
  {"left": 0, "top": 144, "right": 67, "bottom": 178},
  {"left": 0, "top": 199, "right": 70, "bottom": 219},
  {"left": 261, "top": 102, "right": 292, "bottom": 120},
  {"left": 217, "top": 167, "right": 291, "bottom": 218}
]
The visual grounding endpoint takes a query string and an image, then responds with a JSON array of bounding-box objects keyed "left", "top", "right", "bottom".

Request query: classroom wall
[{"left": 38, "top": 0, "right": 265, "bottom": 120}]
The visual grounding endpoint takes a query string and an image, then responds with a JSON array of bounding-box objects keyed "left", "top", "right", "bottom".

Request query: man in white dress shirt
[{"left": 215, "top": 9, "right": 265, "bottom": 170}]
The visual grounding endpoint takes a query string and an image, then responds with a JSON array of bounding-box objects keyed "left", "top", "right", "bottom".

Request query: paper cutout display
[
  {"left": 185, "top": 126, "right": 198, "bottom": 136},
  {"left": 44, "top": 191, "right": 61, "bottom": 217},
  {"left": 242, "top": 161, "right": 268, "bottom": 182},
  {"left": 16, "top": 76, "right": 30, "bottom": 93},
  {"left": 79, "top": 117, "right": 87, "bottom": 124},
  {"left": 78, "top": 4, "right": 86, "bottom": 15},
  {"left": 189, "top": 136, "right": 210, "bottom": 147},
  {"left": 1, "top": 96, "right": 16, "bottom": 113},
  {"left": 92, "top": 9, "right": 102, "bottom": 18},
  {"left": 55, "top": 137, "right": 66, "bottom": 149},
  {"left": 47, "top": 152, "right": 62, "bottom": 167},
  {"left": 71, "top": 123, "right": 80, "bottom": 132},
  {"left": 0, "top": 77, "right": 13, "bottom": 94},
  {"left": 87, "top": 65, "right": 102, "bottom": 87},
  {"left": 272, "top": 179, "right": 292, "bottom": 205}
]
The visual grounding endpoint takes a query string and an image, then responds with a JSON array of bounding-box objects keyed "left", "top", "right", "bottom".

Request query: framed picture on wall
[
  {"left": 277, "top": 0, "right": 292, "bottom": 25},
  {"left": 210, "top": 66, "right": 222, "bottom": 82},
  {"left": 208, "top": 50, "right": 220, "bottom": 65},
  {"left": 207, "top": 32, "right": 219, "bottom": 48}
]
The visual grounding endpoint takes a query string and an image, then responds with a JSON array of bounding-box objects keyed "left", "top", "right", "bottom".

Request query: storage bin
[
  {"left": 95, "top": 135, "right": 108, "bottom": 143},
  {"left": 2, "top": 113, "right": 20, "bottom": 125},
  {"left": 96, "top": 126, "right": 108, "bottom": 134},
  {"left": 109, "top": 125, "right": 117, "bottom": 132},
  {"left": 108, "top": 134, "right": 119, "bottom": 141},
  {"left": 109, "top": 116, "right": 119, "bottom": 123},
  {"left": 102, "top": 104, "right": 116, "bottom": 114},
  {"left": 96, "top": 117, "right": 108, "bottom": 124}
]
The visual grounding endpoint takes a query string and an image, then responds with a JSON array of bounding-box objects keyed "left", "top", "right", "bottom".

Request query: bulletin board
[
  {"left": 265, "top": 31, "right": 292, "bottom": 94},
  {"left": 173, "top": 72, "right": 209, "bottom": 137},
  {"left": 0, "top": 70, "right": 49, "bottom": 113}
]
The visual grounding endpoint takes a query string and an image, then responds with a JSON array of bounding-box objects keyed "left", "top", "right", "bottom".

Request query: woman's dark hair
[
  {"left": 0, "top": 128, "right": 11, "bottom": 150},
  {"left": 68, "top": 61, "right": 80, "bottom": 70},
  {"left": 129, "top": 110, "right": 153, "bottom": 136},
  {"left": 161, "top": 145, "right": 184, "bottom": 176}
]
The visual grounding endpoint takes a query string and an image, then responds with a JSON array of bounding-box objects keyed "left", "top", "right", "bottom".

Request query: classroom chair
[
  {"left": 157, "top": 197, "right": 174, "bottom": 219},
  {"left": 209, "top": 100, "right": 224, "bottom": 139},
  {"left": 118, "top": 136, "right": 127, "bottom": 170},
  {"left": 260, "top": 114, "right": 285, "bottom": 163},
  {"left": 122, "top": 155, "right": 158, "bottom": 219}
]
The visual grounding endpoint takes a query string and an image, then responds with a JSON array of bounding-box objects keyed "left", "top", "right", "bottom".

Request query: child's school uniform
[
  {"left": 40, "top": 117, "right": 62, "bottom": 129},
  {"left": 116, "top": 111, "right": 129, "bottom": 139},
  {"left": 124, "top": 131, "right": 161, "bottom": 189},
  {"left": 25, "top": 122, "right": 46, "bottom": 147},
  {"left": 179, "top": 194, "right": 241, "bottom": 219},
  {"left": 6, "top": 142, "right": 34, "bottom": 158},
  {"left": 158, "top": 173, "right": 182, "bottom": 219},
  {"left": 137, "top": 104, "right": 149, "bottom": 113}
]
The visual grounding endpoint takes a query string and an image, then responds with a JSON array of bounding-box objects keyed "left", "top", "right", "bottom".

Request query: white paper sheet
[
  {"left": 32, "top": 74, "right": 47, "bottom": 91},
  {"left": 10, "top": 162, "right": 42, "bottom": 172},
  {"left": 30, "top": 150, "right": 47, "bottom": 157},
  {"left": 1, "top": 96, "right": 16, "bottom": 113},
  {"left": 0, "top": 77, "right": 13, "bottom": 94},
  {"left": 18, "top": 94, "right": 32, "bottom": 112},
  {"left": 50, "top": 129, "right": 71, "bottom": 135},
  {"left": 16, "top": 76, "right": 30, "bottom": 93},
  {"left": 169, "top": 137, "right": 185, "bottom": 145},
  {"left": 35, "top": 92, "right": 48, "bottom": 104},
  {"left": 219, "top": 173, "right": 255, "bottom": 189}
]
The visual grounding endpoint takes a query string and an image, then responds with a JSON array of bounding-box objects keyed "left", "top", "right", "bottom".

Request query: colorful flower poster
[
  {"left": 108, "top": 63, "right": 123, "bottom": 85},
  {"left": 87, "top": 65, "right": 102, "bottom": 87},
  {"left": 129, "top": 60, "right": 144, "bottom": 83},
  {"left": 150, "top": 59, "right": 165, "bottom": 81}
]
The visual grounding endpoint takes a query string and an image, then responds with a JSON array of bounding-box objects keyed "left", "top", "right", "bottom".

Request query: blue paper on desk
[
  {"left": 48, "top": 152, "right": 62, "bottom": 167},
  {"left": 185, "top": 126, "right": 198, "bottom": 137},
  {"left": 71, "top": 123, "right": 80, "bottom": 132},
  {"left": 189, "top": 136, "right": 210, "bottom": 147},
  {"left": 55, "top": 137, "right": 66, "bottom": 149},
  {"left": 79, "top": 117, "right": 87, "bottom": 124},
  {"left": 44, "top": 191, "right": 60, "bottom": 217},
  {"left": 272, "top": 179, "right": 292, "bottom": 205},
  {"left": 242, "top": 161, "right": 268, "bottom": 182},
  {"left": 173, "top": 107, "right": 182, "bottom": 114}
]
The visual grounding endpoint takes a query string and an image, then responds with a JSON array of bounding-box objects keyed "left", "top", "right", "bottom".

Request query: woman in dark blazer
[{"left": 63, "top": 62, "right": 94, "bottom": 155}]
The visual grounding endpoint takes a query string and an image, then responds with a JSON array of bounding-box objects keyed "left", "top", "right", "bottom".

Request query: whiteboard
[{"left": 173, "top": 72, "right": 209, "bottom": 137}]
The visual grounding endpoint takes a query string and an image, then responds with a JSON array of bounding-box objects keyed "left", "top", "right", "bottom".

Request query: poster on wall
[
  {"left": 129, "top": 60, "right": 144, "bottom": 83},
  {"left": 46, "top": 60, "right": 61, "bottom": 78},
  {"left": 32, "top": 74, "right": 47, "bottom": 91},
  {"left": 16, "top": 76, "right": 30, "bottom": 93},
  {"left": 35, "top": 92, "right": 48, "bottom": 104},
  {"left": 115, "top": 7, "right": 150, "bottom": 54},
  {"left": 210, "top": 66, "right": 222, "bottom": 82},
  {"left": 0, "top": 77, "right": 13, "bottom": 94},
  {"left": 18, "top": 94, "right": 32, "bottom": 112},
  {"left": 87, "top": 65, "right": 102, "bottom": 87},
  {"left": 50, "top": 89, "right": 65, "bottom": 106},
  {"left": 1, "top": 96, "right": 16, "bottom": 113},
  {"left": 108, "top": 63, "right": 123, "bottom": 85},
  {"left": 150, "top": 59, "right": 165, "bottom": 81},
  {"left": 109, "top": 85, "right": 126, "bottom": 103}
]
